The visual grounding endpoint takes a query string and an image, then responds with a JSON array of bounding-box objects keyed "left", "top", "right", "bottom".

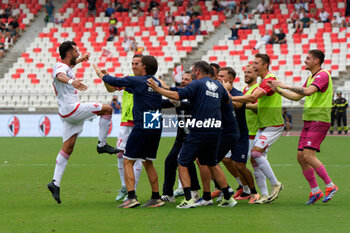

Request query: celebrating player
[
  {"left": 268, "top": 49, "right": 338, "bottom": 204},
  {"left": 47, "top": 41, "right": 118, "bottom": 204},
  {"left": 231, "top": 54, "right": 283, "bottom": 204}
]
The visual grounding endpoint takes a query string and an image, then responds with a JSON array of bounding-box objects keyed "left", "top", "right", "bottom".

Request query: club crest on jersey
[
  {"left": 205, "top": 81, "right": 219, "bottom": 98},
  {"left": 8, "top": 116, "right": 20, "bottom": 136},
  {"left": 259, "top": 135, "right": 267, "bottom": 140},
  {"left": 38, "top": 116, "right": 51, "bottom": 136}
]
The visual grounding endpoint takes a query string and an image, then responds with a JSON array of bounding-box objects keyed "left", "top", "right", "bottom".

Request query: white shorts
[
  {"left": 253, "top": 126, "right": 283, "bottom": 154},
  {"left": 61, "top": 102, "right": 102, "bottom": 142},
  {"left": 117, "top": 125, "right": 133, "bottom": 150}
]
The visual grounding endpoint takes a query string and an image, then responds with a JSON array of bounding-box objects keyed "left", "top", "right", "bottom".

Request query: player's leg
[
  {"left": 47, "top": 133, "right": 78, "bottom": 204},
  {"left": 96, "top": 104, "right": 118, "bottom": 154},
  {"left": 196, "top": 160, "right": 213, "bottom": 206},
  {"left": 133, "top": 160, "right": 142, "bottom": 190},
  {"left": 141, "top": 160, "right": 165, "bottom": 207},
  {"left": 342, "top": 112, "right": 348, "bottom": 134},
  {"left": 221, "top": 157, "right": 243, "bottom": 197},
  {"left": 251, "top": 157, "right": 268, "bottom": 199},
  {"left": 188, "top": 161, "right": 200, "bottom": 201}
]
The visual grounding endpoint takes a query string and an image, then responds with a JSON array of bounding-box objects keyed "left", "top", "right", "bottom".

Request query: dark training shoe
[
  {"left": 97, "top": 143, "right": 119, "bottom": 154},
  {"left": 47, "top": 181, "right": 61, "bottom": 204}
]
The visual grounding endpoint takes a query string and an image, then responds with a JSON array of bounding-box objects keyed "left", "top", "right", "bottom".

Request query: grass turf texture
[{"left": 0, "top": 136, "right": 349, "bottom": 233}]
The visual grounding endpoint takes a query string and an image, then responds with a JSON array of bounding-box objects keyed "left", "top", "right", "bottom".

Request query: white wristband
[{"left": 68, "top": 79, "right": 74, "bottom": 85}]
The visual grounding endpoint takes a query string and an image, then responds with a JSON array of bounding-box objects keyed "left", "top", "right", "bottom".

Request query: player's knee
[
  {"left": 222, "top": 157, "right": 231, "bottom": 165},
  {"left": 251, "top": 151, "right": 263, "bottom": 159}
]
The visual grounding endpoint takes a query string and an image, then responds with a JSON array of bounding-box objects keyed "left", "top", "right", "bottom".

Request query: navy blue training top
[
  {"left": 102, "top": 75, "right": 162, "bottom": 127},
  {"left": 230, "top": 87, "right": 249, "bottom": 138},
  {"left": 221, "top": 98, "right": 240, "bottom": 137},
  {"left": 177, "top": 76, "right": 229, "bottom": 134}
]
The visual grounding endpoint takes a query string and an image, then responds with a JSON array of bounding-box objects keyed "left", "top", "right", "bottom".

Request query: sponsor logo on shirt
[
  {"left": 259, "top": 135, "right": 267, "bottom": 140},
  {"left": 205, "top": 81, "right": 219, "bottom": 98}
]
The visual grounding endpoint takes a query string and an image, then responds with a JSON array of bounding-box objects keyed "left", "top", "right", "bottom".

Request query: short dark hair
[
  {"left": 218, "top": 67, "right": 237, "bottom": 80},
  {"left": 192, "top": 61, "right": 211, "bottom": 75},
  {"left": 183, "top": 71, "right": 194, "bottom": 79},
  {"left": 59, "top": 41, "right": 76, "bottom": 59},
  {"left": 308, "top": 49, "right": 325, "bottom": 65},
  {"left": 255, "top": 53, "right": 270, "bottom": 68},
  {"left": 141, "top": 55, "right": 158, "bottom": 75},
  {"left": 210, "top": 63, "right": 220, "bottom": 71},
  {"left": 133, "top": 54, "right": 143, "bottom": 59}
]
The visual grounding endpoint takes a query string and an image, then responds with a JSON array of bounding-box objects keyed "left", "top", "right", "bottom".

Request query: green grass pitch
[{"left": 0, "top": 136, "right": 349, "bottom": 233}]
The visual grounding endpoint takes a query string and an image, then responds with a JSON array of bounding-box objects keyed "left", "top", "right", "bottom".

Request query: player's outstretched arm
[
  {"left": 56, "top": 72, "right": 87, "bottom": 91},
  {"left": 231, "top": 89, "right": 264, "bottom": 103},
  {"left": 147, "top": 78, "right": 180, "bottom": 100},
  {"left": 92, "top": 64, "right": 119, "bottom": 92},
  {"left": 268, "top": 80, "right": 307, "bottom": 101}
]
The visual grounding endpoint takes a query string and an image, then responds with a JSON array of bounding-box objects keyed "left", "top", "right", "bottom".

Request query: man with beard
[{"left": 47, "top": 41, "right": 118, "bottom": 204}]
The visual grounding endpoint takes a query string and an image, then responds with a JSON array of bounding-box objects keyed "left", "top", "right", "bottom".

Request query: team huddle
[{"left": 47, "top": 41, "right": 338, "bottom": 208}]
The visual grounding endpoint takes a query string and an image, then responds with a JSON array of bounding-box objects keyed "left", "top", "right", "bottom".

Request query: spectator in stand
[
  {"left": 212, "top": 0, "right": 225, "bottom": 12},
  {"left": 168, "top": 21, "right": 177, "bottom": 35},
  {"left": 175, "top": 22, "right": 185, "bottom": 35},
  {"left": 9, "top": 15, "right": 20, "bottom": 34},
  {"left": 105, "top": 3, "right": 115, "bottom": 17},
  {"left": 254, "top": 31, "right": 271, "bottom": 50},
  {"left": 152, "top": 7, "right": 160, "bottom": 26},
  {"left": 332, "top": 13, "right": 347, "bottom": 27},
  {"left": 290, "top": 8, "right": 300, "bottom": 26},
  {"left": 256, "top": 0, "right": 267, "bottom": 14},
  {"left": 192, "top": 14, "right": 201, "bottom": 35},
  {"left": 309, "top": 7, "right": 318, "bottom": 23},
  {"left": 183, "top": 21, "right": 194, "bottom": 36},
  {"left": 238, "top": 0, "right": 249, "bottom": 13},
  {"left": 240, "top": 14, "right": 251, "bottom": 29},
  {"left": 87, "top": 0, "right": 97, "bottom": 16},
  {"left": 44, "top": 0, "right": 55, "bottom": 24},
  {"left": 294, "top": 0, "right": 303, "bottom": 11},
  {"left": 191, "top": 1, "right": 202, "bottom": 15},
  {"left": 111, "top": 96, "right": 121, "bottom": 114},
  {"left": 107, "top": 15, "right": 118, "bottom": 41},
  {"left": 122, "top": 37, "right": 132, "bottom": 51},
  {"left": 181, "top": 13, "right": 191, "bottom": 25},
  {"left": 224, "top": 19, "right": 239, "bottom": 40},
  {"left": 165, "top": 12, "right": 174, "bottom": 26},
  {"left": 129, "top": 37, "right": 137, "bottom": 53},
  {"left": 221, "top": 0, "right": 237, "bottom": 16},
  {"left": 295, "top": 9, "right": 311, "bottom": 33},
  {"left": 268, "top": 31, "right": 278, "bottom": 44},
  {"left": 236, "top": 9, "right": 245, "bottom": 25},
  {"left": 175, "top": 0, "right": 184, "bottom": 7},
  {"left": 302, "top": 0, "right": 309, "bottom": 13},
  {"left": 0, "top": 33, "right": 5, "bottom": 59},
  {"left": 148, "top": 1, "right": 159, "bottom": 13},
  {"left": 6, "top": 24, "right": 17, "bottom": 44},
  {"left": 129, "top": 0, "right": 140, "bottom": 16},
  {"left": 319, "top": 8, "right": 330, "bottom": 23},
  {"left": 11, "top": 5, "right": 21, "bottom": 18},
  {"left": 3, "top": 4, "right": 12, "bottom": 19},
  {"left": 276, "top": 28, "right": 286, "bottom": 44},
  {"left": 115, "top": 2, "right": 128, "bottom": 12}
]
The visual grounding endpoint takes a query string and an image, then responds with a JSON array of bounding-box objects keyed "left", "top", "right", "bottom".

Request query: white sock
[
  {"left": 243, "top": 185, "right": 251, "bottom": 194},
  {"left": 255, "top": 156, "right": 279, "bottom": 186},
  {"left": 311, "top": 186, "right": 320, "bottom": 194},
  {"left": 177, "top": 176, "right": 183, "bottom": 190},
  {"left": 98, "top": 115, "right": 111, "bottom": 147},
  {"left": 53, "top": 151, "right": 69, "bottom": 187},
  {"left": 253, "top": 166, "right": 268, "bottom": 196},
  {"left": 117, "top": 157, "right": 125, "bottom": 187},
  {"left": 235, "top": 177, "right": 243, "bottom": 187},
  {"left": 134, "top": 160, "right": 142, "bottom": 190},
  {"left": 326, "top": 182, "right": 334, "bottom": 188}
]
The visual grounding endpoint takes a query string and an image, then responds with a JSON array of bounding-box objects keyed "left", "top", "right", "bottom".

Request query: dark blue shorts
[
  {"left": 217, "top": 133, "right": 239, "bottom": 162},
  {"left": 124, "top": 126, "right": 161, "bottom": 161},
  {"left": 230, "top": 135, "right": 249, "bottom": 163},
  {"left": 178, "top": 132, "right": 220, "bottom": 167}
]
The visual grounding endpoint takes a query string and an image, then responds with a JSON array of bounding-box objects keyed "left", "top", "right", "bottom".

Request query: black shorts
[
  {"left": 178, "top": 132, "right": 220, "bottom": 167},
  {"left": 217, "top": 133, "right": 239, "bottom": 162},
  {"left": 230, "top": 135, "right": 249, "bottom": 163},
  {"left": 124, "top": 126, "right": 161, "bottom": 161}
]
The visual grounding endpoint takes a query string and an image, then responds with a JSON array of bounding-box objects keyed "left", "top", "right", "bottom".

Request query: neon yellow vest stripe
[
  {"left": 121, "top": 74, "right": 134, "bottom": 123},
  {"left": 243, "top": 83, "right": 259, "bottom": 136},
  {"left": 257, "top": 73, "right": 284, "bottom": 128},
  {"left": 303, "top": 69, "right": 332, "bottom": 123}
]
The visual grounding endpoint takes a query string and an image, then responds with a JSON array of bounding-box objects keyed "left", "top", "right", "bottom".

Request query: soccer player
[
  {"left": 219, "top": 67, "right": 260, "bottom": 204},
  {"left": 93, "top": 55, "right": 165, "bottom": 208},
  {"left": 114, "top": 54, "right": 143, "bottom": 202},
  {"left": 160, "top": 71, "right": 201, "bottom": 202},
  {"left": 242, "top": 64, "right": 268, "bottom": 202},
  {"left": 268, "top": 49, "right": 338, "bottom": 204},
  {"left": 148, "top": 61, "right": 237, "bottom": 208},
  {"left": 47, "top": 41, "right": 118, "bottom": 204},
  {"left": 231, "top": 53, "right": 283, "bottom": 204}
]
